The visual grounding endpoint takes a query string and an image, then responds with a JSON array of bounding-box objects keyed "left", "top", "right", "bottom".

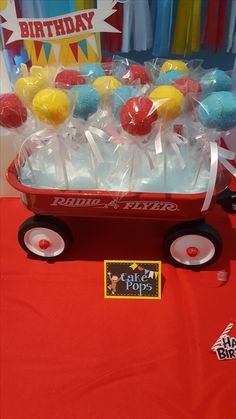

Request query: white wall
[{"left": 0, "top": 51, "right": 18, "bottom": 196}]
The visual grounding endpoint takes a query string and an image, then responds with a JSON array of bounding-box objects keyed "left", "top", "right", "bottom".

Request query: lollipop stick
[
  {"left": 163, "top": 143, "right": 167, "bottom": 189},
  {"left": 89, "top": 147, "right": 99, "bottom": 189},
  {"left": 25, "top": 151, "right": 37, "bottom": 185},
  {"left": 54, "top": 136, "right": 69, "bottom": 189},
  {"left": 192, "top": 150, "right": 204, "bottom": 188},
  {"left": 128, "top": 145, "right": 136, "bottom": 191},
  {"left": 183, "top": 124, "right": 190, "bottom": 171}
]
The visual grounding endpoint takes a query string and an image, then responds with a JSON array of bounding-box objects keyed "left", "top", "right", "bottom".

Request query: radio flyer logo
[
  {"left": 211, "top": 323, "right": 236, "bottom": 360},
  {"left": 104, "top": 260, "right": 161, "bottom": 299}
]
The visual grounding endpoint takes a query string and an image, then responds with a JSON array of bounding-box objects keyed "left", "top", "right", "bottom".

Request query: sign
[
  {"left": 0, "top": 2, "right": 120, "bottom": 45},
  {"left": 104, "top": 260, "right": 162, "bottom": 299},
  {"left": 211, "top": 323, "right": 236, "bottom": 361},
  {"left": 0, "top": 0, "right": 123, "bottom": 69}
]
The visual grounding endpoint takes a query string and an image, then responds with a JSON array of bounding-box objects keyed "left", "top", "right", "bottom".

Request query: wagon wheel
[
  {"left": 18, "top": 216, "right": 73, "bottom": 259},
  {"left": 163, "top": 221, "right": 222, "bottom": 269}
]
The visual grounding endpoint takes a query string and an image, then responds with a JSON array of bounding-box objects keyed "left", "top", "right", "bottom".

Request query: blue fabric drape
[
  {"left": 152, "top": 0, "right": 174, "bottom": 57},
  {"left": 122, "top": 0, "right": 153, "bottom": 52}
]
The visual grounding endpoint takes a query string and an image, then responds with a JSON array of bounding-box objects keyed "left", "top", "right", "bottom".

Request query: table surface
[{"left": 1, "top": 195, "right": 236, "bottom": 419}]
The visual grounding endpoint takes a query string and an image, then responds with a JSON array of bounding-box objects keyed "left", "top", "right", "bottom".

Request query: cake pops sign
[{"left": 0, "top": 0, "right": 121, "bottom": 45}]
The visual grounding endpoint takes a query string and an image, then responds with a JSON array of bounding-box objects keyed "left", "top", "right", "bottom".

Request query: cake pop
[
  {"left": 32, "top": 88, "right": 71, "bottom": 125},
  {"left": 0, "top": 93, "right": 27, "bottom": 128},
  {"left": 149, "top": 86, "right": 184, "bottom": 120},
  {"left": 198, "top": 91, "right": 236, "bottom": 131},
  {"left": 160, "top": 60, "right": 188, "bottom": 75},
  {"left": 200, "top": 70, "right": 232, "bottom": 94},
  {"left": 71, "top": 85, "right": 100, "bottom": 120},
  {"left": 123, "top": 64, "right": 151, "bottom": 85},
  {"left": 15, "top": 76, "right": 46, "bottom": 105},
  {"left": 172, "top": 77, "right": 201, "bottom": 96},
  {"left": 111, "top": 86, "right": 139, "bottom": 119},
  {"left": 80, "top": 63, "right": 105, "bottom": 81},
  {"left": 156, "top": 70, "right": 182, "bottom": 86},
  {"left": 55, "top": 69, "right": 86, "bottom": 89},
  {"left": 120, "top": 96, "right": 158, "bottom": 136},
  {"left": 93, "top": 76, "right": 122, "bottom": 101}
]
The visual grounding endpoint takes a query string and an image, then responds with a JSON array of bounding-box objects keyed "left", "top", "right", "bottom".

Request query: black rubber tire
[
  {"left": 163, "top": 221, "right": 222, "bottom": 269},
  {"left": 18, "top": 215, "right": 73, "bottom": 260}
]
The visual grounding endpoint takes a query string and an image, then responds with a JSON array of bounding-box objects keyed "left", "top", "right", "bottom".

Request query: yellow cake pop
[
  {"left": 160, "top": 60, "right": 188, "bottom": 75},
  {"left": 15, "top": 76, "right": 46, "bottom": 105},
  {"left": 30, "top": 67, "right": 48, "bottom": 78},
  {"left": 32, "top": 88, "right": 71, "bottom": 126},
  {"left": 93, "top": 76, "right": 122, "bottom": 100},
  {"left": 149, "top": 85, "right": 184, "bottom": 120}
]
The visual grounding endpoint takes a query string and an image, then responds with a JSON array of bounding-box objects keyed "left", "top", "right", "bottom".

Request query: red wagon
[{"left": 6, "top": 160, "right": 236, "bottom": 269}]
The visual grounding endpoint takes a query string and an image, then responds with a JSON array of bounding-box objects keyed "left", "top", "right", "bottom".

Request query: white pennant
[
  {"left": 227, "top": 0, "right": 236, "bottom": 52},
  {"left": 86, "top": 35, "right": 99, "bottom": 56},
  {"left": 52, "top": 43, "right": 61, "bottom": 63}
]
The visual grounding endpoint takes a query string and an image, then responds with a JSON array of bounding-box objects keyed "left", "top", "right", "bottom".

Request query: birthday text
[
  {"left": 19, "top": 12, "right": 94, "bottom": 39},
  {"left": 216, "top": 336, "right": 236, "bottom": 360}
]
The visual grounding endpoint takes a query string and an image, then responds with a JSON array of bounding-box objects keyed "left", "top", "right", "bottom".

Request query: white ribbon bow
[
  {"left": 105, "top": 124, "right": 154, "bottom": 170},
  {"left": 201, "top": 142, "right": 236, "bottom": 212},
  {"left": 154, "top": 125, "right": 187, "bottom": 169},
  {"left": 65, "top": 120, "right": 105, "bottom": 164}
]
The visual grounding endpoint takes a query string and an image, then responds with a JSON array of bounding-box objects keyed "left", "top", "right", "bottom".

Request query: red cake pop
[
  {"left": 55, "top": 69, "right": 86, "bottom": 89},
  {"left": 172, "top": 78, "right": 201, "bottom": 96},
  {"left": 124, "top": 64, "right": 151, "bottom": 85},
  {"left": 120, "top": 96, "right": 158, "bottom": 136},
  {"left": 0, "top": 93, "right": 27, "bottom": 128}
]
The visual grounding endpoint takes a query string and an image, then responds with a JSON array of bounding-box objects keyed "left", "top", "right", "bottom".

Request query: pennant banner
[
  {"left": 34, "top": 41, "right": 43, "bottom": 60},
  {"left": 51, "top": 43, "right": 61, "bottom": 62},
  {"left": 129, "top": 263, "right": 138, "bottom": 270},
  {"left": 70, "top": 42, "right": 78, "bottom": 61},
  {"left": 43, "top": 43, "right": 51, "bottom": 61},
  {"left": 25, "top": 41, "right": 34, "bottom": 61},
  {"left": 86, "top": 34, "right": 99, "bottom": 56},
  {"left": 79, "top": 39, "right": 88, "bottom": 58},
  {"left": 0, "top": 1, "right": 120, "bottom": 45}
]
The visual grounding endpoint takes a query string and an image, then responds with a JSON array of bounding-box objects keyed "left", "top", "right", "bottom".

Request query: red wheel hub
[
  {"left": 39, "top": 239, "right": 50, "bottom": 250},
  {"left": 186, "top": 246, "right": 199, "bottom": 257}
]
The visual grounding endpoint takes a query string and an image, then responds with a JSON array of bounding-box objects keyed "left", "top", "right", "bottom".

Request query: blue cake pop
[
  {"left": 200, "top": 70, "right": 232, "bottom": 94},
  {"left": 156, "top": 70, "right": 182, "bottom": 86},
  {"left": 198, "top": 91, "right": 236, "bottom": 131},
  {"left": 80, "top": 63, "right": 105, "bottom": 81},
  {"left": 111, "top": 86, "right": 139, "bottom": 118},
  {"left": 71, "top": 85, "right": 100, "bottom": 120}
]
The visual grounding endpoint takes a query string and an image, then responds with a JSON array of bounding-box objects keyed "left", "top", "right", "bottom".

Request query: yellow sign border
[{"left": 104, "top": 260, "right": 162, "bottom": 300}]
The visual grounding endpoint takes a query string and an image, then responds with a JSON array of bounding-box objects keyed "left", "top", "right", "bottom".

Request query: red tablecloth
[{"left": 1, "top": 196, "right": 236, "bottom": 419}]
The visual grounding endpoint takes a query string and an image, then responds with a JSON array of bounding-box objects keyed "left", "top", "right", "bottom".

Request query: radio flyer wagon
[{"left": 6, "top": 160, "right": 236, "bottom": 269}]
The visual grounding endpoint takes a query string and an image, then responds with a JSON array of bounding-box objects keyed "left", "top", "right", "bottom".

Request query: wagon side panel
[{"left": 20, "top": 190, "right": 213, "bottom": 221}]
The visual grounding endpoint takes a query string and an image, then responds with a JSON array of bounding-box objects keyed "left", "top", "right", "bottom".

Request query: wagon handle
[{"left": 216, "top": 188, "right": 236, "bottom": 214}]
